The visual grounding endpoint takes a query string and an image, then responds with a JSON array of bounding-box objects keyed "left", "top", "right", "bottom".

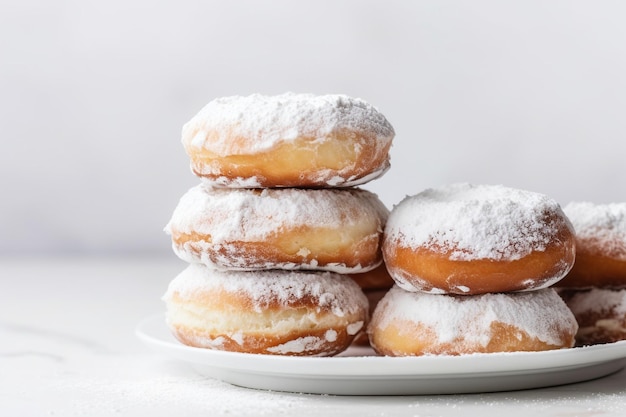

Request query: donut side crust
[
  {"left": 556, "top": 253, "right": 626, "bottom": 289},
  {"left": 186, "top": 130, "right": 392, "bottom": 187},
  {"left": 369, "top": 320, "right": 575, "bottom": 356},
  {"left": 171, "top": 225, "right": 383, "bottom": 272},
  {"left": 383, "top": 223, "right": 575, "bottom": 295},
  {"left": 165, "top": 290, "right": 367, "bottom": 356}
]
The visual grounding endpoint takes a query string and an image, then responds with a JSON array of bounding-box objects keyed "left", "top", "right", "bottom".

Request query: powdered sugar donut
[
  {"left": 351, "top": 288, "right": 390, "bottom": 346},
  {"left": 163, "top": 264, "right": 369, "bottom": 356},
  {"left": 348, "top": 263, "right": 395, "bottom": 291},
  {"left": 348, "top": 264, "right": 395, "bottom": 346},
  {"left": 368, "top": 286, "right": 578, "bottom": 356},
  {"left": 165, "top": 185, "right": 389, "bottom": 273},
  {"left": 556, "top": 202, "right": 626, "bottom": 289},
  {"left": 383, "top": 183, "right": 576, "bottom": 295},
  {"left": 181, "top": 93, "right": 395, "bottom": 188},
  {"left": 558, "top": 288, "right": 626, "bottom": 346}
]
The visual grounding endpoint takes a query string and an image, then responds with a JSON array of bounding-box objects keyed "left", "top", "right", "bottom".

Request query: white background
[{"left": 2, "top": 0, "right": 626, "bottom": 256}]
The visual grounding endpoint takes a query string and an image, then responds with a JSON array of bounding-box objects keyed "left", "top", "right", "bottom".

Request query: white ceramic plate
[{"left": 136, "top": 314, "right": 626, "bottom": 396}]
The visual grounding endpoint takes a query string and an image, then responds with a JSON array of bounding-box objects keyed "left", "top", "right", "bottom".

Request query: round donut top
[
  {"left": 163, "top": 264, "right": 368, "bottom": 317},
  {"left": 165, "top": 184, "right": 389, "bottom": 242},
  {"left": 564, "top": 202, "right": 626, "bottom": 259},
  {"left": 372, "top": 286, "right": 576, "bottom": 348},
  {"left": 385, "top": 183, "right": 571, "bottom": 261},
  {"left": 181, "top": 93, "right": 395, "bottom": 156}
]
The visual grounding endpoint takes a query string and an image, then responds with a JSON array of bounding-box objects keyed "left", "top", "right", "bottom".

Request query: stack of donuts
[
  {"left": 162, "top": 93, "right": 395, "bottom": 356},
  {"left": 555, "top": 202, "right": 626, "bottom": 346},
  {"left": 368, "top": 183, "right": 581, "bottom": 356}
]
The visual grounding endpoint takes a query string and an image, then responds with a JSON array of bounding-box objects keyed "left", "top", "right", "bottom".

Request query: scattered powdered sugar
[
  {"left": 371, "top": 286, "right": 577, "bottom": 347},
  {"left": 564, "top": 201, "right": 626, "bottom": 259},
  {"left": 563, "top": 288, "right": 626, "bottom": 316},
  {"left": 181, "top": 92, "right": 395, "bottom": 156},
  {"left": 163, "top": 264, "right": 368, "bottom": 317},
  {"left": 53, "top": 356, "right": 307, "bottom": 416},
  {"left": 385, "top": 183, "right": 570, "bottom": 261},
  {"left": 404, "top": 390, "right": 626, "bottom": 416},
  {"left": 164, "top": 184, "right": 388, "bottom": 243}
]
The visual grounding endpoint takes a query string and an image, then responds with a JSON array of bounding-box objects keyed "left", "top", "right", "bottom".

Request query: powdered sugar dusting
[
  {"left": 182, "top": 93, "right": 395, "bottom": 156},
  {"left": 165, "top": 185, "right": 388, "bottom": 243},
  {"left": 385, "top": 183, "right": 570, "bottom": 261},
  {"left": 347, "top": 321, "right": 364, "bottom": 335},
  {"left": 266, "top": 336, "right": 327, "bottom": 355},
  {"left": 53, "top": 356, "right": 307, "bottom": 416},
  {"left": 200, "top": 175, "right": 263, "bottom": 188},
  {"left": 171, "top": 238, "right": 383, "bottom": 273},
  {"left": 562, "top": 288, "right": 626, "bottom": 316},
  {"left": 371, "top": 286, "right": 577, "bottom": 347},
  {"left": 163, "top": 264, "right": 369, "bottom": 318},
  {"left": 564, "top": 202, "right": 626, "bottom": 260}
]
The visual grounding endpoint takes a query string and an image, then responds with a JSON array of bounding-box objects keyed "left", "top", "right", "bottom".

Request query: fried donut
[
  {"left": 556, "top": 202, "right": 626, "bottom": 289},
  {"left": 383, "top": 183, "right": 576, "bottom": 295},
  {"left": 351, "top": 288, "right": 390, "bottom": 346},
  {"left": 181, "top": 93, "right": 395, "bottom": 188},
  {"left": 165, "top": 185, "right": 389, "bottom": 273},
  {"left": 348, "top": 263, "right": 395, "bottom": 291},
  {"left": 368, "top": 286, "right": 578, "bottom": 356},
  {"left": 163, "top": 264, "right": 369, "bottom": 356},
  {"left": 558, "top": 288, "right": 626, "bottom": 345},
  {"left": 348, "top": 264, "right": 395, "bottom": 346}
]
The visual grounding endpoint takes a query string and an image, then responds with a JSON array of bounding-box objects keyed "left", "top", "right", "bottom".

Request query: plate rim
[{"left": 136, "top": 313, "right": 626, "bottom": 378}]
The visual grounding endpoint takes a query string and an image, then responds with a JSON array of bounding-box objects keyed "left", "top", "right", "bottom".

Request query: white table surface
[{"left": 3, "top": 257, "right": 626, "bottom": 417}]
